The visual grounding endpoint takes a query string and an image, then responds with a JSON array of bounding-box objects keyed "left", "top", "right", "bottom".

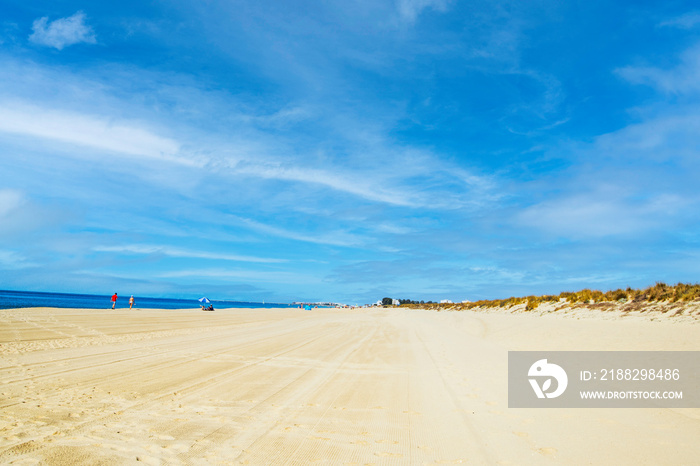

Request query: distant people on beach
[
  {"left": 111, "top": 293, "right": 118, "bottom": 309},
  {"left": 129, "top": 295, "right": 134, "bottom": 309},
  {"left": 201, "top": 304, "right": 214, "bottom": 311}
]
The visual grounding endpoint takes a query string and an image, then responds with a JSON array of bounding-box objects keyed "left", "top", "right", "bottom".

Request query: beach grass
[{"left": 398, "top": 282, "right": 700, "bottom": 311}]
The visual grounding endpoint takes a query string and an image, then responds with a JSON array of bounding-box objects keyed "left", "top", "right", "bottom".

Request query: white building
[{"left": 440, "top": 299, "right": 453, "bottom": 304}]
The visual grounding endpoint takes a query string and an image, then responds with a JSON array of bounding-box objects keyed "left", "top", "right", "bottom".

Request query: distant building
[
  {"left": 392, "top": 299, "right": 400, "bottom": 305},
  {"left": 462, "top": 300, "right": 471, "bottom": 303},
  {"left": 440, "top": 299, "right": 453, "bottom": 304}
]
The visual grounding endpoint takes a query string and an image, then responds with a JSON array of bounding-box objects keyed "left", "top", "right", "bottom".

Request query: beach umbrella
[{"left": 198, "top": 297, "right": 210, "bottom": 304}]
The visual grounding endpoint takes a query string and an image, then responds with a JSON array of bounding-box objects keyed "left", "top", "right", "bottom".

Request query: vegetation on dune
[
  {"left": 393, "top": 282, "right": 700, "bottom": 310},
  {"left": 559, "top": 282, "right": 700, "bottom": 304}
]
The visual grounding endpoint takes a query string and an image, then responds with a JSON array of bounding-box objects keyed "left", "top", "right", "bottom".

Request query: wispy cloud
[
  {"left": 158, "top": 268, "right": 316, "bottom": 284},
  {"left": 517, "top": 193, "right": 686, "bottom": 238},
  {"left": 226, "top": 215, "right": 364, "bottom": 247},
  {"left": 616, "top": 42, "right": 700, "bottom": 94},
  {"left": 29, "top": 11, "right": 96, "bottom": 50},
  {"left": 396, "top": 0, "right": 451, "bottom": 23},
  {"left": 0, "top": 188, "right": 24, "bottom": 218},
  {"left": 0, "top": 52, "right": 492, "bottom": 210},
  {"left": 233, "top": 162, "right": 419, "bottom": 207},
  {"left": 0, "top": 249, "right": 36, "bottom": 269},
  {"left": 515, "top": 40, "right": 700, "bottom": 241},
  {"left": 0, "top": 97, "right": 490, "bottom": 212},
  {"left": 93, "top": 244, "right": 286, "bottom": 263},
  {"left": 659, "top": 11, "right": 700, "bottom": 29},
  {"left": 593, "top": 113, "right": 700, "bottom": 162},
  {"left": 0, "top": 102, "right": 193, "bottom": 165},
  {"left": 0, "top": 189, "right": 48, "bottom": 237}
]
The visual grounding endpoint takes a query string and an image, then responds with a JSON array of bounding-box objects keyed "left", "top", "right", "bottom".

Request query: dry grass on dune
[{"left": 399, "top": 282, "right": 700, "bottom": 312}]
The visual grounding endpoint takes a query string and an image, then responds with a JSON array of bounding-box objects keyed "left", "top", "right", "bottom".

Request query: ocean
[{"left": 0, "top": 290, "right": 294, "bottom": 310}]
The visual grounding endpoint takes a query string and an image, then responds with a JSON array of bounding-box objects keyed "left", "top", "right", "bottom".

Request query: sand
[{"left": 0, "top": 306, "right": 698, "bottom": 465}]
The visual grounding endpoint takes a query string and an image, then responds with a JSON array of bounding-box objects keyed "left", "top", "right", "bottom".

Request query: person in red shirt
[{"left": 111, "top": 293, "right": 118, "bottom": 309}]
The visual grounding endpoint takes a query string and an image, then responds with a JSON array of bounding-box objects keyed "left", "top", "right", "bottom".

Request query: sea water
[{"left": 0, "top": 290, "right": 294, "bottom": 310}]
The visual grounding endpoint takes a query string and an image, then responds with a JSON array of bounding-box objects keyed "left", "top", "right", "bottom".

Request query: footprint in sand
[
  {"left": 535, "top": 447, "right": 557, "bottom": 456},
  {"left": 167, "top": 443, "right": 189, "bottom": 453},
  {"left": 374, "top": 452, "right": 403, "bottom": 458},
  {"left": 512, "top": 431, "right": 529, "bottom": 438},
  {"left": 135, "top": 455, "right": 161, "bottom": 465}
]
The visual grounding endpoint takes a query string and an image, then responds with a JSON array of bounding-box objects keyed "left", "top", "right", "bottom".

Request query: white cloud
[
  {"left": 0, "top": 188, "right": 24, "bottom": 218},
  {"left": 519, "top": 37, "right": 700, "bottom": 240},
  {"left": 93, "top": 244, "right": 286, "bottom": 263},
  {"left": 158, "top": 268, "right": 317, "bottom": 284},
  {"left": 29, "top": 11, "right": 96, "bottom": 50},
  {"left": 397, "top": 0, "right": 450, "bottom": 23},
  {"left": 0, "top": 189, "right": 54, "bottom": 237},
  {"left": 227, "top": 215, "right": 363, "bottom": 247},
  {"left": 0, "top": 53, "right": 495, "bottom": 210},
  {"left": 616, "top": 43, "right": 700, "bottom": 94},
  {"left": 375, "top": 223, "right": 414, "bottom": 235},
  {"left": 659, "top": 12, "right": 700, "bottom": 29},
  {"left": 234, "top": 162, "right": 418, "bottom": 207},
  {"left": 593, "top": 113, "right": 700, "bottom": 162},
  {"left": 0, "top": 102, "right": 192, "bottom": 165},
  {"left": 0, "top": 98, "right": 488, "bottom": 209},
  {"left": 0, "top": 249, "right": 36, "bottom": 269},
  {"left": 517, "top": 193, "right": 686, "bottom": 238}
]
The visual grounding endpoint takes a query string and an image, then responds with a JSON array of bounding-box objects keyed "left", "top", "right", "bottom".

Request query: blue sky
[{"left": 0, "top": 1, "right": 698, "bottom": 304}]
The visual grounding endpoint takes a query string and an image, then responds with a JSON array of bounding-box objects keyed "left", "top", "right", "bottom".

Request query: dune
[{"left": 0, "top": 306, "right": 697, "bottom": 464}]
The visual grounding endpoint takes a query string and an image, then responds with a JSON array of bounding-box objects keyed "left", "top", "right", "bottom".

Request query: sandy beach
[{"left": 0, "top": 306, "right": 698, "bottom": 465}]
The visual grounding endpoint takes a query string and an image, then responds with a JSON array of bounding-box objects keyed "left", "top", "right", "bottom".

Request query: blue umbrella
[{"left": 198, "top": 297, "right": 210, "bottom": 304}]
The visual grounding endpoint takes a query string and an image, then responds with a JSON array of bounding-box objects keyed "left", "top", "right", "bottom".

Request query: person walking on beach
[
  {"left": 111, "top": 293, "right": 118, "bottom": 309},
  {"left": 129, "top": 295, "right": 134, "bottom": 309}
]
